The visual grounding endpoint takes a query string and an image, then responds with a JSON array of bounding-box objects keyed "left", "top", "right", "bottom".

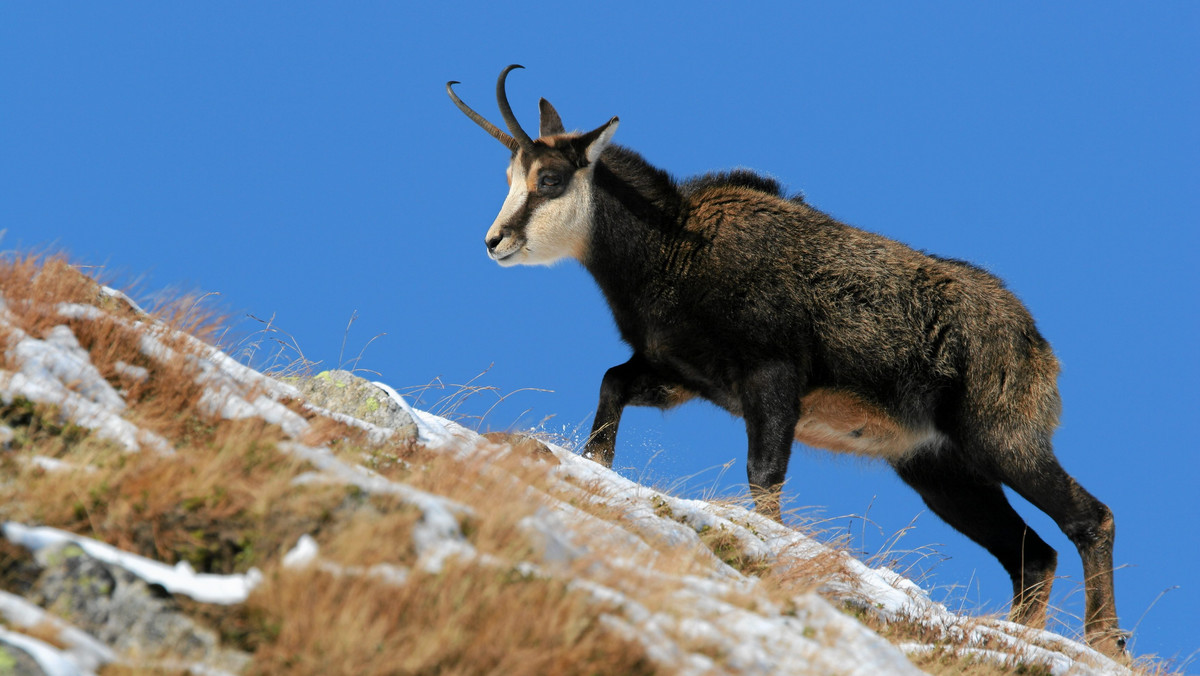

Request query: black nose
[{"left": 485, "top": 232, "right": 503, "bottom": 250}]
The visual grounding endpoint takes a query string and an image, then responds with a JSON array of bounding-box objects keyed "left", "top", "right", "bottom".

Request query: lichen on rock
[
  {"left": 28, "top": 543, "right": 249, "bottom": 673},
  {"left": 0, "top": 640, "right": 43, "bottom": 676},
  {"left": 296, "top": 369, "right": 417, "bottom": 438}
]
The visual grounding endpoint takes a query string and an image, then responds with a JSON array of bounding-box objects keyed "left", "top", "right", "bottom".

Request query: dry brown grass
[
  {"left": 156, "top": 433, "right": 669, "bottom": 675},
  {"left": 0, "top": 252, "right": 222, "bottom": 339},
  {"left": 909, "top": 648, "right": 1053, "bottom": 676},
  {"left": 0, "top": 255, "right": 131, "bottom": 334},
  {"left": 98, "top": 667, "right": 189, "bottom": 676},
  {"left": 0, "top": 412, "right": 354, "bottom": 573},
  {"left": 840, "top": 602, "right": 1047, "bottom": 675},
  {"left": 242, "top": 562, "right": 654, "bottom": 676},
  {"left": 0, "top": 252, "right": 230, "bottom": 445},
  {"left": 0, "top": 538, "right": 41, "bottom": 594}
]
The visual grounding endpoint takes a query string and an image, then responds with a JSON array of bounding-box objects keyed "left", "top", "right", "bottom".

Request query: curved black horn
[
  {"left": 447, "top": 80, "right": 519, "bottom": 153},
  {"left": 496, "top": 64, "right": 535, "bottom": 151}
]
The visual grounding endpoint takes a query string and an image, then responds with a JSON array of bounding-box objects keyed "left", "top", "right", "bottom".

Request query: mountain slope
[{"left": 0, "top": 256, "right": 1148, "bottom": 675}]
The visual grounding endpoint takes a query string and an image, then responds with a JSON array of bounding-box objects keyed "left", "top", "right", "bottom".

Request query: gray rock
[
  {"left": 0, "top": 639, "right": 45, "bottom": 676},
  {"left": 30, "top": 543, "right": 249, "bottom": 673},
  {"left": 296, "top": 370, "right": 417, "bottom": 438}
]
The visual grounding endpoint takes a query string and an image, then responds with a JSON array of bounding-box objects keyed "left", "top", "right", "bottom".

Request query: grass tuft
[{"left": 244, "top": 563, "right": 655, "bottom": 676}]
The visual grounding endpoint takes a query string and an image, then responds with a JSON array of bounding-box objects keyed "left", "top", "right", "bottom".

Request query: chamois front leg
[
  {"left": 585, "top": 355, "right": 692, "bottom": 467},
  {"left": 740, "top": 362, "right": 803, "bottom": 520}
]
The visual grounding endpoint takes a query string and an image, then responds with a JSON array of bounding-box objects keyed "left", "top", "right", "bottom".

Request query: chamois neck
[{"left": 583, "top": 145, "right": 681, "bottom": 275}]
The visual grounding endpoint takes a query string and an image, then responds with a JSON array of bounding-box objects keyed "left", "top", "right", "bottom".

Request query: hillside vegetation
[{"left": 0, "top": 255, "right": 1166, "bottom": 675}]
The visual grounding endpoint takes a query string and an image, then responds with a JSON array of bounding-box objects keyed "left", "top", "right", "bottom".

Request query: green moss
[
  {"left": 651, "top": 496, "right": 674, "bottom": 520},
  {"left": 233, "top": 536, "right": 257, "bottom": 569},
  {"left": 39, "top": 543, "right": 86, "bottom": 567},
  {"left": 0, "top": 644, "right": 19, "bottom": 672},
  {"left": 313, "top": 371, "right": 347, "bottom": 389},
  {"left": 0, "top": 397, "right": 92, "bottom": 451},
  {"left": 72, "top": 572, "right": 113, "bottom": 596},
  {"left": 178, "top": 529, "right": 255, "bottom": 573},
  {"left": 177, "top": 415, "right": 218, "bottom": 447},
  {"left": 697, "top": 525, "right": 770, "bottom": 577}
]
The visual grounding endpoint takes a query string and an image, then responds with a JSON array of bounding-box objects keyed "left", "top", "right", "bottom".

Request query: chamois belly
[{"left": 794, "top": 389, "right": 942, "bottom": 461}]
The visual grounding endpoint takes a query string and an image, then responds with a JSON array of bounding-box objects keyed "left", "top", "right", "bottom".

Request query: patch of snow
[
  {"left": 192, "top": 338, "right": 300, "bottom": 401},
  {"left": 55, "top": 302, "right": 315, "bottom": 443},
  {"left": 0, "top": 367, "right": 172, "bottom": 455},
  {"left": 0, "top": 307, "right": 173, "bottom": 454},
  {"left": 39, "top": 300, "right": 445, "bottom": 455},
  {"left": 196, "top": 385, "right": 308, "bottom": 437},
  {"left": 371, "top": 380, "right": 477, "bottom": 451},
  {"left": 98, "top": 286, "right": 147, "bottom": 316},
  {"left": 281, "top": 534, "right": 410, "bottom": 585},
  {"left": 517, "top": 509, "right": 589, "bottom": 566},
  {"left": 0, "top": 628, "right": 92, "bottom": 676},
  {"left": 2, "top": 523, "right": 262, "bottom": 605},
  {"left": 13, "top": 326, "right": 125, "bottom": 411},
  {"left": 28, "top": 455, "right": 96, "bottom": 473},
  {"left": 282, "top": 533, "right": 319, "bottom": 568},
  {"left": 281, "top": 441, "right": 474, "bottom": 570},
  {"left": 54, "top": 303, "right": 105, "bottom": 322},
  {"left": 0, "top": 590, "right": 114, "bottom": 672},
  {"left": 134, "top": 329, "right": 176, "bottom": 363},
  {"left": 112, "top": 361, "right": 148, "bottom": 383},
  {"left": 127, "top": 324, "right": 308, "bottom": 438},
  {"left": 300, "top": 401, "right": 397, "bottom": 444}
]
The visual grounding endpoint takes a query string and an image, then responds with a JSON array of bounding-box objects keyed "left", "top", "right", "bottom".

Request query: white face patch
[
  {"left": 484, "top": 155, "right": 595, "bottom": 267},
  {"left": 485, "top": 161, "right": 529, "bottom": 265}
]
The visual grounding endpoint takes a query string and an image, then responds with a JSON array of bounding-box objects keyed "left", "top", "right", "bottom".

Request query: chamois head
[{"left": 448, "top": 65, "right": 619, "bottom": 266}]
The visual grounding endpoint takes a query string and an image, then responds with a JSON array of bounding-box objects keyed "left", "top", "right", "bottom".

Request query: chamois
[{"left": 447, "top": 65, "right": 1124, "bottom": 654}]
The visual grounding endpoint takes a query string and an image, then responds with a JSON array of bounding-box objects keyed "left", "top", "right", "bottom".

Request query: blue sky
[{"left": 2, "top": 2, "right": 1197, "bottom": 666}]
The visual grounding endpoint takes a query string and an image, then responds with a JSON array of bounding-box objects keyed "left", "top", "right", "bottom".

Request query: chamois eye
[{"left": 539, "top": 173, "right": 562, "bottom": 190}]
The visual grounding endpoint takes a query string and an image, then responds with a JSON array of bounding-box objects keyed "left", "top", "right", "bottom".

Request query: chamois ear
[
  {"left": 578, "top": 116, "right": 619, "bottom": 165},
  {"left": 539, "top": 98, "right": 566, "bottom": 137}
]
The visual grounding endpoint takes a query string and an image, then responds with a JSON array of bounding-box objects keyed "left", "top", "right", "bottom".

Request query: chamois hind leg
[
  {"left": 893, "top": 448, "right": 1060, "bottom": 629},
  {"left": 989, "top": 436, "right": 1124, "bottom": 655}
]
